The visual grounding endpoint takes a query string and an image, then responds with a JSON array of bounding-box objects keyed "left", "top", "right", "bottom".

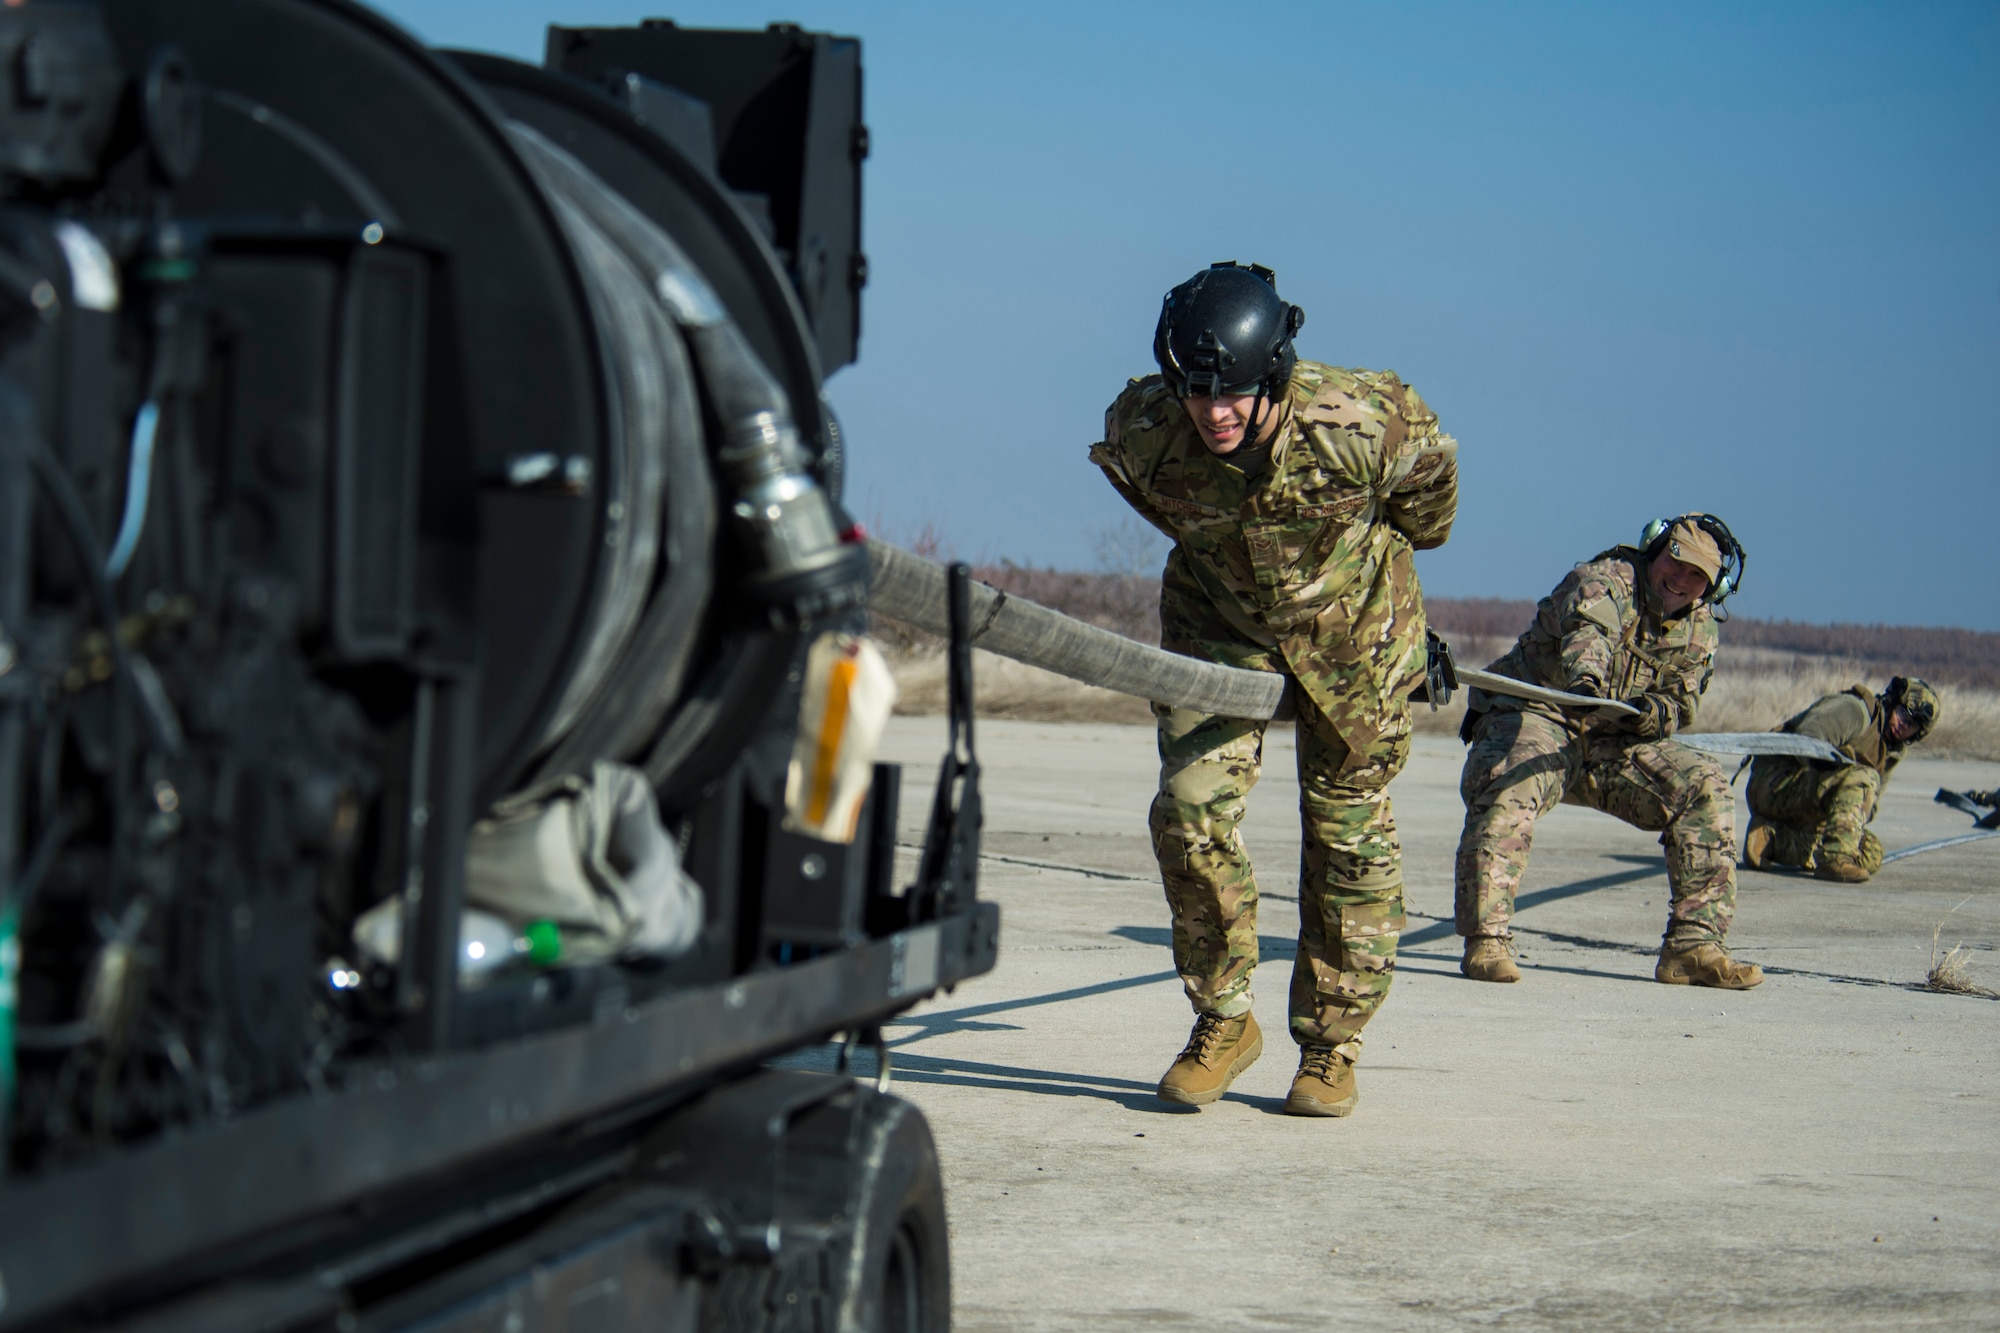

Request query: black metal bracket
[
  {"left": 911, "top": 563, "right": 981, "bottom": 922},
  {"left": 1413, "top": 627, "right": 1458, "bottom": 711},
  {"left": 394, "top": 668, "right": 478, "bottom": 1053}
]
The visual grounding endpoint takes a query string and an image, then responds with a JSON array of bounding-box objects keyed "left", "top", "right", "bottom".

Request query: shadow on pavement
[
  {"left": 886, "top": 968, "right": 1183, "bottom": 1043},
  {"left": 1109, "top": 854, "right": 1663, "bottom": 957},
  {"left": 1393, "top": 952, "right": 1658, "bottom": 987},
  {"left": 1401, "top": 856, "right": 1664, "bottom": 947},
  {"left": 885, "top": 1053, "right": 1194, "bottom": 1114}
]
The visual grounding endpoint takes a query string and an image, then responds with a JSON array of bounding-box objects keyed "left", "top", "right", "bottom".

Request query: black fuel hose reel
[{"left": 0, "top": 0, "right": 873, "bottom": 1165}]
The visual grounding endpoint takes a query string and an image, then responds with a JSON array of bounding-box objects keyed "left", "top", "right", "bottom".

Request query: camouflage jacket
[
  {"left": 1087, "top": 360, "right": 1458, "bottom": 764},
  {"left": 1779, "top": 687, "right": 1902, "bottom": 779},
  {"left": 1480, "top": 546, "right": 1718, "bottom": 740}
]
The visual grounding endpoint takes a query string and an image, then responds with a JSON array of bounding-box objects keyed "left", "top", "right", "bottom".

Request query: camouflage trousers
[
  {"left": 1747, "top": 762, "right": 1885, "bottom": 874},
  {"left": 1454, "top": 708, "right": 1738, "bottom": 944},
  {"left": 1151, "top": 687, "right": 1410, "bottom": 1063}
]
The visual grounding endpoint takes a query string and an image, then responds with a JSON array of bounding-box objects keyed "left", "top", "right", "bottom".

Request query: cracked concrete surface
[{"left": 790, "top": 718, "right": 2000, "bottom": 1331}]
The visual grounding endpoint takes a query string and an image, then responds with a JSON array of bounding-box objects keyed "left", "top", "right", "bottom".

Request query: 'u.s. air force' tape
[
  {"left": 1456, "top": 668, "right": 1641, "bottom": 717},
  {"left": 1672, "top": 733, "right": 1850, "bottom": 765},
  {"left": 1457, "top": 669, "right": 1848, "bottom": 765}
]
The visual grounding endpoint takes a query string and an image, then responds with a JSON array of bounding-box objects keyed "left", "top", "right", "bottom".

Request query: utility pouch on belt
[{"left": 1410, "top": 628, "right": 1458, "bottom": 711}]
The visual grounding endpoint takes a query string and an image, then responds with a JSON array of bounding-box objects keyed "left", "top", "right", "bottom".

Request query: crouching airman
[
  {"left": 1742, "top": 677, "right": 1940, "bottom": 881},
  {"left": 1453, "top": 514, "right": 1764, "bottom": 990}
]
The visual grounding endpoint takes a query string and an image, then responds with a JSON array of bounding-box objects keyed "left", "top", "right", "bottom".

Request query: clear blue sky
[{"left": 384, "top": 0, "right": 1999, "bottom": 630}]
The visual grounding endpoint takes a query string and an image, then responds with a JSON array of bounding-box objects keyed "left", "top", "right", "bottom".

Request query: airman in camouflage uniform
[
  {"left": 1453, "top": 516, "right": 1765, "bottom": 989},
  {"left": 1090, "top": 262, "right": 1458, "bottom": 1116},
  {"left": 1743, "top": 678, "right": 1940, "bottom": 881}
]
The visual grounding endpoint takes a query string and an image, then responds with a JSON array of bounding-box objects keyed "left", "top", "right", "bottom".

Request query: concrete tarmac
[{"left": 800, "top": 717, "right": 2000, "bottom": 1331}]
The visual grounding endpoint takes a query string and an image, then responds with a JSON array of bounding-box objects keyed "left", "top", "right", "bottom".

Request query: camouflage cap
[{"left": 1663, "top": 516, "right": 1724, "bottom": 587}]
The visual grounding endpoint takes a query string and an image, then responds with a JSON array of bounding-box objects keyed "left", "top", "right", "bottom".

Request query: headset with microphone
[{"left": 1638, "top": 513, "right": 1745, "bottom": 616}]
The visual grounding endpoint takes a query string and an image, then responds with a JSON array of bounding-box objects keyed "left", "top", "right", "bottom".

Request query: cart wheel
[{"left": 842, "top": 1093, "right": 950, "bottom": 1333}]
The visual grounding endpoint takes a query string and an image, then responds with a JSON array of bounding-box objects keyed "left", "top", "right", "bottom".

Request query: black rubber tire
[{"left": 841, "top": 1093, "right": 951, "bottom": 1333}]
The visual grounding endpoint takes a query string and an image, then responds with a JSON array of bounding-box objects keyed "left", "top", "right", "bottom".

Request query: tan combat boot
[
  {"left": 1814, "top": 856, "right": 1871, "bottom": 883},
  {"left": 1858, "top": 830, "right": 1885, "bottom": 877},
  {"left": 1655, "top": 940, "right": 1764, "bottom": 989},
  {"left": 1742, "top": 817, "right": 1776, "bottom": 871},
  {"left": 1157, "top": 1011, "right": 1262, "bottom": 1106},
  {"left": 1461, "top": 935, "right": 1521, "bottom": 983},
  {"left": 1283, "top": 1045, "right": 1357, "bottom": 1118}
]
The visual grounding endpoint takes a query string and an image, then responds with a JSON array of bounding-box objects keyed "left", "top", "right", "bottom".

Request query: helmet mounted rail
[{"left": 1153, "top": 261, "right": 1304, "bottom": 401}]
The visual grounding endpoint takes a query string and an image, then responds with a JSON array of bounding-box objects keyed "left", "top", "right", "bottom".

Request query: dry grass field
[{"left": 877, "top": 570, "right": 2000, "bottom": 761}]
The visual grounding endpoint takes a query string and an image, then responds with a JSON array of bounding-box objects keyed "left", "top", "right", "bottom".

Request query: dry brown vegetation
[
  {"left": 875, "top": 568, "right": 2000, "bottom": 760},
  {"left": 1925, "top": 943, "right": 1993, "bottom": 997},
  {"left": 1926, "top": 905, "right": 1997, "bottom": 997},
  {"left": 887, "top": 647, "right": 1153, "bottom": 725},
  {"left": 1423, "top": 598, "right": 2000, "bottom": 693}
]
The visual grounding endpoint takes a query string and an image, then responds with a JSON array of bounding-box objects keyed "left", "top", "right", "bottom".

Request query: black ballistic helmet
[{"left": 1154, "top": 261, "right": 1305, "bottom": 399}]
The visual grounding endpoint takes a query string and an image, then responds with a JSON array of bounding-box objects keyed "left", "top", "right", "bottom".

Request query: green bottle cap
[{"left": 523, "top": 919, "right": 562, "bottom": 966}]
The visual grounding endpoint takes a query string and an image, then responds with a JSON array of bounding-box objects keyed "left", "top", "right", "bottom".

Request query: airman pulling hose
[{"left": 866, "top": 541, "right": 1292, "bottom": 721}]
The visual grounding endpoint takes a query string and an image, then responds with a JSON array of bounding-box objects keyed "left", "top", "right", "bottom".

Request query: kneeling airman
[{"left": 1742, "top": 677, "right": 1940, "bottom": 881}]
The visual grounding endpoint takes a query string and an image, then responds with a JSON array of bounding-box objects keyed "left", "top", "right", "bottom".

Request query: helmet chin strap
[{"left": 1243, "top": 383, "right": 1272, "bottom": 446}]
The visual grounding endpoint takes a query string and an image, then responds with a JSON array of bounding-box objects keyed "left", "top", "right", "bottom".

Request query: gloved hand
[
  {"left": 1617, "top": 693, "right": 1674, "bottom": 739},
  {"left": 1563, "top": 676, "right": 1626, "bottom": 724}
]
